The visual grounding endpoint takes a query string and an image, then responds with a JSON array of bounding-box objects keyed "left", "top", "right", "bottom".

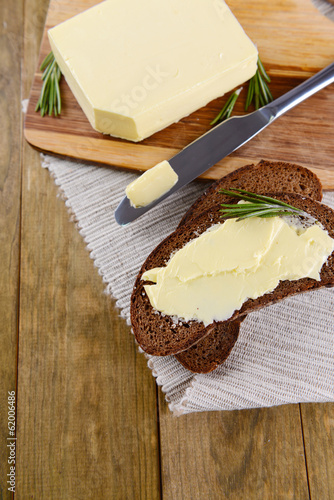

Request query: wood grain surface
[
  {"left": 1, "top": 0, "right": 333, "bottom": 499},
  {"left": 16, "top": 150, "right": 160, "bottom": 498},
  {"left": 24, "top": 0, "right": 334, "bottom": 188},
  {"left": 0, "top": 1, "right": 23, "bottom": 499},
  {"left": 158, "top": 394, "right": 310, "bottom": 500},
  {"left": 17, "top": 1, "right": 160, "bottom": 499}
]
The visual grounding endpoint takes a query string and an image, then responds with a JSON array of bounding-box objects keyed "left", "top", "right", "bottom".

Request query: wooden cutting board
[{"left": 24, "top": 0, "right": 334, "bottom": 187}]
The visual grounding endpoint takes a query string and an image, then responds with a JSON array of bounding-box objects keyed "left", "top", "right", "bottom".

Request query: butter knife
[{"left": 115, "top": 62, "right": 334, "bottom": 225}]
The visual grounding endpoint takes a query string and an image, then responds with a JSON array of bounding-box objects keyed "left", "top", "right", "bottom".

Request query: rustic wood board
[{"left": 24, "top": 0, "right": 334, "bottom": 187}]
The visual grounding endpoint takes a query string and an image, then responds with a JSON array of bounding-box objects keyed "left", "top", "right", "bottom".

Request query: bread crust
[
  {"left": 178, "top": 160, "right": 322, "bottom": 227},
  {"left": 175, "top": 318, "right": 244, "bottom": 373}
]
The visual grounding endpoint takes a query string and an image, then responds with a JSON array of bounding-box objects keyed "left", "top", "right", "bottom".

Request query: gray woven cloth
[{"left": 41, "top": 154, "right": 334, "bottom": 415}]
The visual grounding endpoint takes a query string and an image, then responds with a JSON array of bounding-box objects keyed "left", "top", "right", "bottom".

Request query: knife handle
[{"left": 268, "top": 61, "right": 334, "bottom": 119}]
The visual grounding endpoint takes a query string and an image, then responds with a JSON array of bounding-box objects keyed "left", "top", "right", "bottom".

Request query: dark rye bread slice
[
  {"left": 175, "top": 163, "right": 323, "bottom": 372},
  {"left": 131, "top": 193, "right": 334, "bottom": 357},
  {"left": 178, "top": 160, "right": 322, "bottom": 227},
  {"left": 175, "top": 318, "right": 245, "bottom": 373}
]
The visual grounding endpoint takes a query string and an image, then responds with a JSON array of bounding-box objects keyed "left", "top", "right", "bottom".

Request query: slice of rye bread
[
  {"left": 131, "top": 193, "right": 334, "bottom": 357},
  {"left": 178, "top": 160, "right": 322, "bottom": 227},
  {"left": 174, "top": 163, "right": 323, "bottom": 372}
]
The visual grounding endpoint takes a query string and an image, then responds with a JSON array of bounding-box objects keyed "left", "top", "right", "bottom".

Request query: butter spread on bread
[{"left": 142, "top": 216, "right": 334, "bottom": 326}]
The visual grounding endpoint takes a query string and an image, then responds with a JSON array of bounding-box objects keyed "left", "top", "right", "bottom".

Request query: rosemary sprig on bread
[{"left": 219, "top": 189, "right": 317, "bottom": 222}]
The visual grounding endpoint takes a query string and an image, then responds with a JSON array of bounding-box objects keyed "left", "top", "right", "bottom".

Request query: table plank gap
[
  {"left": 300, "top": 403, "right": 334, "bottom": 500},
  {"left": 298, "top": 404, "right": 312, "bottom": 500}
]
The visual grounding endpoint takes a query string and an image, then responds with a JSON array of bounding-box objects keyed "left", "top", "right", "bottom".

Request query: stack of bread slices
[{"left": 130, "top": 160, "right": 334, "bottom": 373}]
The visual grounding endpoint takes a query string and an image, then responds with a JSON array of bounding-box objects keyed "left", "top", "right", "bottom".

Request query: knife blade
[{"left": 115, "top": 62, "right": 334, "bottom": 225}]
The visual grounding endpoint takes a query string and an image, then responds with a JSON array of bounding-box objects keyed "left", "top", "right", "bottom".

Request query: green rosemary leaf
[
  {"left": 219, "top": 203, "right": 272, "bottom": 209},
  {"left": 49, "top": 76, "right": 54, "bottom": 115},
  {"left": 211, "top": 88, "right": 242, "bottom": 126},
  {"left": 219, "top": 189, "right": 268, "bottom": 205},
  {"left": 245, "top": 57, "right": 273, "bottom": 111},
  {"left": 40, "top": 51, "right": 54, "bottom": 71},
  {"left": 259, "top": 92, "right": 265, "bottom": 108},
  {"left": 218, "top": 189, "right": 316, "bottom": 222},
  {"left": 244, "top": 77, "right": 254, "bottom": 111},
  {"left": 55, "top": 79, "right": 61, "bottom": 115},
  {"left": 35, "top": 52, "right": 62, "bottom": 117},
  {"left": 55, "top": 66, "right": 62, "bottom": 115},
  {"left": 220, "top": 206, "right": 296, "bottom": 216},
  {"left": 234, "top": 208, "right": 295, "bottom": 220},
  {"left": 229, "top": 189, "right": 302, "bottom": 210},
  {"left": 42, "top": 58, "right": 55, "bottom": 80},
  {"left": 257, "top": 72, "right": 269, "bottom": 104},
  {"left": 254, "top": 73, "right": 260, "bottom": 110},
  {"left": 262, "top": 78, "right": 273, "bottom": 101},
  {"left": 257, "top": 56, "right": 271, "bottom": 83},
  {"left": 210, "top": 99, "right": 231, "bottom": 125},
  {"left": 39, "top": 77, "right": 51, "bottom": 117}
]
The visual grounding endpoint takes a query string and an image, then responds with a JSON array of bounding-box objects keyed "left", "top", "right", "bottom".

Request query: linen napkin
[{"left": 41, "top": 154, "right": 334, "bottom": 415}]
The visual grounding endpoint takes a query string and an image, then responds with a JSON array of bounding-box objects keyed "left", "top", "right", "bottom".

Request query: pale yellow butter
[
  {"left": 142, "top": 216, "right": 334, "bottom": 326},
  {"left": 48, "top": 0, "right": 258, "bottom": 142},
  {"left": 126, "top": 161, "right": 178, "bottom": 208}
]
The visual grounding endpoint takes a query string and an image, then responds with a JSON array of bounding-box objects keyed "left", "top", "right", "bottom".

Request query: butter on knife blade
[{"left": 125, "top": 161, "right": 178, "bottom": 208}]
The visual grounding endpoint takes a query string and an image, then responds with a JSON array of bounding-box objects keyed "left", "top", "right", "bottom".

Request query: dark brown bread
[
  {"left": 131, "top": 193, "right": 334, "bottom": 357},
  {"left": 175, "top": 163, "right": 323, "bottom": 372},
  {"left": 175, "top": 318, "right": 245, "bottom": 373},
  {"left": 174, "top": 162, "right": 323, "bottom": 373},
  {"left": 178, "top": 160, "right": 322, "bottom": 227}
]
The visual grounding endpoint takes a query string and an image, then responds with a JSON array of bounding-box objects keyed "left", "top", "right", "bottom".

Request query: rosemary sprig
[
  {"left": 210, "top": 87, "right": 242, "bottom": 126},
  {"left": 35, "top": 52, "right": 62, "bottom": 117},
  {"left": 245, "top": 57, "right": 273, "bottom": 111},
  {"left": 219, "top": 189, "right": 316, "bottom": 222},
  {"left": 211, "top": 57, "right": 273, "bottom": 126}
]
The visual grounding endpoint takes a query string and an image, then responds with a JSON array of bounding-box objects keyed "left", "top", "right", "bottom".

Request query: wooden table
[{"left": 1, "top": 1, "right": 334, "bottom": 498}]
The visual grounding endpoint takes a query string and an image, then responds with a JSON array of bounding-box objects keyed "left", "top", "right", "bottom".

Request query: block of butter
[{"left": 48, "top": 0, "right": 258, "bottom": 142}]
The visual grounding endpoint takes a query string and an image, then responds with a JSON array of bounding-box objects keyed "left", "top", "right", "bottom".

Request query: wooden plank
[
  {"left": 0, "top": 0, "right": 23, "bottom": 498},
  {"left": 159, "top": 394, "right": 309, "bottom": 500},
  {"left": 301, "top": 403, "right": 334, "bottom": 500},
  {"left": 16, "top": 1, "right": 161, "bottom": 498},
  {"left": 24, "top": 0, "right": 334, "bottom": 185}
]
